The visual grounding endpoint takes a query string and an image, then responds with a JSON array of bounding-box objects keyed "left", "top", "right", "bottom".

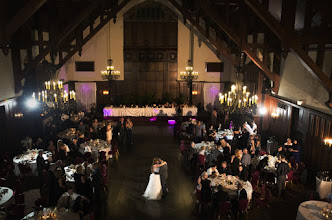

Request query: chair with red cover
[
  {"left": 75, "top": 157, "right": 84, "bottom": 164},
  {"left": 216, "top": 201, "right": 231, "bottom": 219},
  {"left": 238, "top": 199, "right": 249, "bottom": 213},
  {"left": 84, "top": 152, "right": 92, "bottom": 160}
]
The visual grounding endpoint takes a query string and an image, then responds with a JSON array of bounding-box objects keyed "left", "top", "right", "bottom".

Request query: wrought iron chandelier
[{"left": 101, "top": 59, "right": 120, "bottom": 81}]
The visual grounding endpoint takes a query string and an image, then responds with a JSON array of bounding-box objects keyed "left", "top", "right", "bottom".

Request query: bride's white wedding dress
[{"left": 143, "top": 166, "right": 162, "bottom": 200}]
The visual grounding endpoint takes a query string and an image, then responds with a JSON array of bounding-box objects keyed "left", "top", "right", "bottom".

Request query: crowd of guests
[
  {"left": 179, "top": 118, "right": 308, "bottom": 217},
  {"left": 2, "top": 108, "right": 135, "bottom": 219}
]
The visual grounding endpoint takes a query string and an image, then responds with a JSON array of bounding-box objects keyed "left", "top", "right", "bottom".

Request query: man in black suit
[
  {"left": 235, "top": 166, "right": 246, "bottom": 181},
  {"left": 159, "top": 158, "right": 168, "bottom": 199},
  {"left": 219, "top": 161, "right": 232, "bottom": 175},
  {"left": 237, "top": 182, "right": 247, "bottom": 200},
  {"left": 47, "top": 163, "right": 57, "bottom": 206},
  {"left": 277, "top": 155, "right": 290, "bottom": 198},
  {"left": 37, "top": 150, "right": 46, "bottom": 193},
  {"left": 212, "top": 185, "right": 229, "bottom": 214},
  {"left": 91, "top": 162, "right": 102, "bottom": 202}
]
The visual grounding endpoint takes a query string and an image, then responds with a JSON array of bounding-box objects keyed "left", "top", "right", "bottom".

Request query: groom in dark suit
[{"left": 159, "top": 158, "right": 168, "bottom": 199}]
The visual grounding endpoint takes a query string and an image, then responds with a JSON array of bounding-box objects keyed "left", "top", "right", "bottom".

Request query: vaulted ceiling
[{"left": 1, "top": 0, "right": 332, "bottom": 105}]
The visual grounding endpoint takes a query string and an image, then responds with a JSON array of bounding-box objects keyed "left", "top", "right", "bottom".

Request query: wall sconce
[
  {"left": 297, "top": 100, "right": 303, "bottom": 106},
  {"left": 271, "top": 112, "right": 278, "bottom": 118},
  {"left": 324, "top": 138, "right": 332, "bottom": 147},
  {"left": 192, "top": 91, "right": 198, "bottom": 95},
  {"left": 103, "top": 90, "right": 109, "bottom": 95}
]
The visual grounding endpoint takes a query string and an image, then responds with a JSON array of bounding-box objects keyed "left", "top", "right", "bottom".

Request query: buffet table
[
  {"left": 13, "top": 150, "right": 52, "bottom": 176},
  {"left": 316, "top": 177, "right": 332, "bottom": 199},
  {"left": 297, "top": 200, "right": 332, "bottom": 220},
  {"left": 103, "top": 106, "right": 198, "bottom": 117},
  {"left": 209, "top": 175, "right": 253, "bottom": 201},
  {"left": 0, "top": 187, "right": 14, "bottom": 208}
]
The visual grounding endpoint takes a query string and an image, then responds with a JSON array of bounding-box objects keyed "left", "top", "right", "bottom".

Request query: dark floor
[
  {"left": 103, "top": 123, "right": 197, "bottom": 220},
  {"left": 101, "top": 122, "right": 306, "bottom": 220}
]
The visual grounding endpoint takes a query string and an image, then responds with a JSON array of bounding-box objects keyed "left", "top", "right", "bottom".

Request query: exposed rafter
[
  {"left": 169, "top": 0, "right": 237, "bottom": 66},
  {"left": 199, "top": 0, "right": 280, "bottom": 92},
  {"left": 4, "top": 0, "right": 47, "bottom": 44},
  {"left": 58, "top": 0, "right": 132, "bottom": 68},
  {"left": 244, "top": 0, "right": 332, "bottom": 93}
]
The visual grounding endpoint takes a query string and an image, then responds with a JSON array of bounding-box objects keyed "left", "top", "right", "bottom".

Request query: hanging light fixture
[
  {"left": 180, "top": 25, "right": 198, "bottom": 106},
  {"left": 101, "top": 21, "right": 120, "bottom": 81}
]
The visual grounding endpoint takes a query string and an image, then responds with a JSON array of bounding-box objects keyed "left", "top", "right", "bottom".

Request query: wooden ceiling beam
[
  {"left": 5, "top": 0, "right": 47, "bottom": 40},
  {"left": 169, "top": 0, "right": 237, "bottom": 66},
  {"left": 245, "top": 0, "right": 332, "bottom": 93},
  {"left": 199, "top": 0, "right": 279, "bottom": 92}
]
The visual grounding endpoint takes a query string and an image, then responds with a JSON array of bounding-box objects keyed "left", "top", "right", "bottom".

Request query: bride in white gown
[{"left": 143, "top": 158, "right": 167, "bottom": 200}]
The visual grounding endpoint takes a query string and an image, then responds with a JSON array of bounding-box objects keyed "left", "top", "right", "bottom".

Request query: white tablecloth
[
  {"left": 297, "top": 200, "right": 332, "bottom": 220},
  {"left": 103, "top": 107, "right": 197, "bottom": 117},
  {"left": 13, "top": 150, "right": 52, "bottom": 176},
  {"left": 209, "top": 175, "right": 253, "bottom": 201},
  {"left": 316, "top": 177, "right": 332, "bottom": 199},
  {"left": 0, "top": 187, "right": 14, "bottom": 208},
  {"left": 194, "top": 142, "right": 223, "bottom": 155},
  {"left": 79, "top": 139, "right": 111, "bottom": 161}
]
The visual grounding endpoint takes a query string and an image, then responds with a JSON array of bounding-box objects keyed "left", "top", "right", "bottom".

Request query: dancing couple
[{"left": 143, "top": 157, "right": 168, "bottom": 200}]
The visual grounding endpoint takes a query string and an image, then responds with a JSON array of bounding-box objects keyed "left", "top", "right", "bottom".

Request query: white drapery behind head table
[{"left": 75, "top": 82, "right": 96, "bottom": 112}]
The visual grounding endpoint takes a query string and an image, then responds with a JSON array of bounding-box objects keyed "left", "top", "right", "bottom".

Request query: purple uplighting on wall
[
  {"left": 168, "top": 120, "right": 176, "bottom": 125},
  {"left": 209, "top": 86, "right": 219, "bottom": 99},
  {"left": 150, "top": 116, "right": 157, "bottom": 121},
  {"left": 103, "top": 109, "right": 113, "bottom": 117}
]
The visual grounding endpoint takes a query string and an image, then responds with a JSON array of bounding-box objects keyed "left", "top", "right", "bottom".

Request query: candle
[
  {"left": 54, "top": 94, "right": 57, "bottom": 102},
  {"left": 229, "top": 98, "right": 232, "bottom": 106},
  {"left": 227, "top": 98, "right": 230, "bottom": 106},
  {"left": 45, "top": 81, "right": 47, "bottom": 90},
  {"left": 47, "top": 81, "right": 50, "bottom": 90},
  {"left": 69, "top": 91, "right": 72, "bottom": 99},
  {"left": 58, "top": 81, "right": 60, "bottom": 89},
  {"left": 249, "top": 98, "right": 251, "bottom": 106},
  {"left": 243, "top": 98, "right": 246, "bottom": 107},
  {"left": 73, "top": 92, "right": 76, "bottom": 100},
  {"left": 38, "top": 92, "right": 41, "bottom": 101},
  {"left": 231, "top": 85, "right": 236, "bottom": 93},
  {"left": 255, "top": 95, "right": 258, "bottom": 104},
  {"left": 42, "top": 93, "right": 45, "bottom": 102},
  {"left": 238, "top": 100, "right": 241, "bottom": 108},
  {"left": 53, "top": 82, "right": 56, "bottom": 90},
  {"left": 221, "top": 95, "right": 224, "bottom": 104},
  {"left": 243, "top": 86, "right": 247, "bottom": 94},
  {"left": 32, "top": 92, "right": 35, "bottom": 100},
  {"left": 225, "top": 93, "right": 227, "bottom": 102}
]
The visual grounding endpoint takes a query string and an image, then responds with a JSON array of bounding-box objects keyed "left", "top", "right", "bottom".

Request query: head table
[
  {"left": 209, "top": 175, "right": 253, "bottom": 201},
  {"left": 13, "top": 149, "right": 52, "bottom": 176},
  {"left": 103, "top": 106, "right": 197, "bottom": 117},
  {"left": 297, "top": 200, "right": 332, "bottom": 220}
]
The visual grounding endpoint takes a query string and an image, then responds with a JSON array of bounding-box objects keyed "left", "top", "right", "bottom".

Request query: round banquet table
[
  {"left": 316, "top": 177, "right": 332, "bottom": 199},
  {"left": 0, "top": 187, "right": 14, "bottom": 208},
  {"left": 297, "top": 200, "right": 332, "bottom": 220},
  {"left": 23, "top": 210, "right": 80, "bottom": 220},
  {"left": 79, "top": 139, "right": 111, "bottom": 161},
  {"left": 13, "top": 150, "right": 52, "bottom": 176},
  {"left": 209, "top": 175, "right": 253, "bottom": 201}
]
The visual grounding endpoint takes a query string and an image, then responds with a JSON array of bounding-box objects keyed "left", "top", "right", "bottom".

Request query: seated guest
[
  {"left": 212, "top": 185, "right": 229, "bottom": 214},
  {"left": 57, "top": 141, "right": 69, "bottom": 161},
  {"left": 77, "top": 132, "right": 86, "bottom": 146},
  {"left": 194, "top": 121, "right": 204, "bottom": 143},
  {"left": 235, "top": 166, "right": 246, "bottom": 181},
  {"left": 57, "top": 186, "right": 79, "bottom": 210},
  {"left": 72, "top": 196, "right": 90, "bottom": 218},
  {"left": 284, "top": 138, "right": 293, "bottom": 159},
  {"left": 207, "top": 164, "right": 219, "bottom": 177},
  {"left": 198, "top": 146, "right": 206, "bottom": 166},
  {"left": 219, "top": 161, "right": 232, "bottom": 175},
  {"left": 211, "top": 145, "right": 223, "bottom": 164},
  {"left": 74, "top": 165, "right": 84, "bottom": 191},
  {"left": 48, "top": 140, "right": 56, "bottom": 157},
  {"left": 92, "top": 119, "right": 99, "bottom": 133},
  {"left": 209, "top": 129, "right": 219, "bottom": 143},
  {"left": 69, "top": 139, "right": 81, "bottom": 158},
  {"left": 237, "top": 182, "right": 247, "bottom": 200},
  {"left": 197, "top": 171, "right": 212, "bottom": 203},
  {"left": 35, "top": 138, "right": 45, "bottom": 150},
  {"left": 78, "top": 121, "right": 86, "bottom": 134},
  {"left": 86, "top": 127, "right": 96, "bottom": 140}
]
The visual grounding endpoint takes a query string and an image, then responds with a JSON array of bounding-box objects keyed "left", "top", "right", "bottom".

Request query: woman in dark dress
[
  {"left": 220, "top": 139, "right": 231, "bottom": 162},
  {"left": 78, "top": 175, "right": 92, "bottom": 199},
  {"left": 231, "top": 149, "right": 242, "bottom": 174},
  {"left": 198, "top": 171, "right": 212, "bottom": 203}
]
